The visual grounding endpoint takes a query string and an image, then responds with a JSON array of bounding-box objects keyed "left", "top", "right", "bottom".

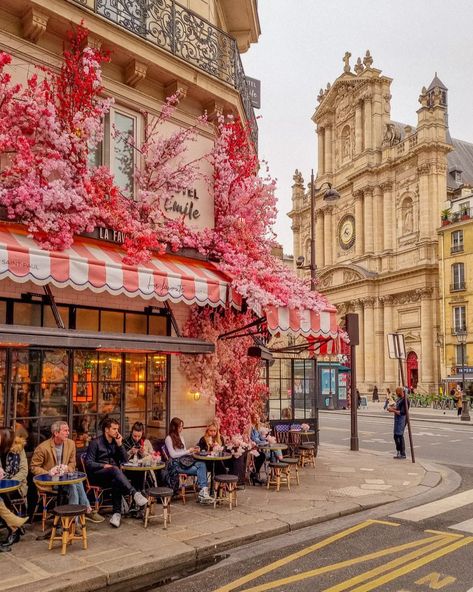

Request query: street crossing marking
[
  {"left": 390, "top": 488, "right": 473, "bottom": 522},
  {"left": 449, "top": 518, "right": 473, "bottom": 534}
]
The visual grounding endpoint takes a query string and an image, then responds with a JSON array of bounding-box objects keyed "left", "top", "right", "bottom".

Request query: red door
[{"left": 406, "top": 351, "right": 418, "bottom": 389}]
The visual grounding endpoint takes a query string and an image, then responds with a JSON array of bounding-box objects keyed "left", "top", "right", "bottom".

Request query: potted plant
[
  {"left": 441, "top": 209, "right": 451, "bottom": 226},
  {"left": 460, "top": 205, "right": 470, "bottom": 220}
]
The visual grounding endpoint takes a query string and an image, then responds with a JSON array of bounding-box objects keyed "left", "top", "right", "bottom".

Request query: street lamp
[{"left": 456, "top": 329, "right": 470, "bottom": 421}]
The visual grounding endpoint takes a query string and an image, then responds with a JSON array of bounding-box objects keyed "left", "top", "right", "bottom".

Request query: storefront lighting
[{"left": 191, "top": 390, "right": 201, "bottom": 401}]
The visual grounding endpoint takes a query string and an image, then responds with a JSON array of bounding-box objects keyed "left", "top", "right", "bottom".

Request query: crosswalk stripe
[
  {"left": 390, "top": 489, "right": 473, "bottom": 522},
  {"left": 449, "top": 518, "right": 473, "bottom": 533}
]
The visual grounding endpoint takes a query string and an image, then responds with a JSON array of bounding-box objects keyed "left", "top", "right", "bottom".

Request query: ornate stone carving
[
  {"left": 293, "top": 169, "right": 304, "bottom": 186},
  {"left": 417, "top": 163, "right": 431, "bottom": 175},
  {"left": 165, "top": 80, "right": 188, "bottom": 99},
  {"left": 203, "top": 100, "right": 224, "bottom": 121},
  {"left": 382, "top": 123, "right": 401, "bottom": 146},
  {"left": 363, "top": 297, "right": 376, "bottom": 307},
  {"left": 392, "top": 291, "right": 420, "bottom": 305},
  {"left": 379, "top": 295, "right": 393, "bottom": 305},
  {"left": 335, "top": 87, "right": 354, "bottom": 123},
  {"left": 319, "top": 274, "right": 333, "bottom": 288},
  {"left": 416, "top": 287, "right": 434, "bottom": 300},
  {"left": 343, "top": 270, "right": 362, "bottom": 284},
  {"left": 380, "top": 180, "right": 393, "bottom": 191},
  {"left": 22, "top": 7, "right": 49, "bottom": 43},
  {"left": 126, "top": 60, "right": 148, "bottom": 88},
  {"left": 363, "top": 50, "right": 373, "bottom": 68},
  {"left": 354, "top": 57, "right": 364, "bottom": 75},
  {"left": 353, "top": 190, "right": 364, "bottom": 200}
]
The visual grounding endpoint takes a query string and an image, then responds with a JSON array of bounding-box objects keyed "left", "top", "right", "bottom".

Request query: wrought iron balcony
[{"left": 70, "top": 0, "right": 258, "bottom": 147}]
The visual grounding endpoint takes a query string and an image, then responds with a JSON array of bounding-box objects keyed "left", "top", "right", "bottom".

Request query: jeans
[
  {"left": 176, "top": 461, "right": 208, "bottom": 489},
  {"left": 66, "top": 483, "right": 91, "bottom": 509},
  {"left": 89, "top": 466, "right": 135, "bottom": 514},
  {"left": 394, "top": 434, "right": 405, "bottom": 456}
]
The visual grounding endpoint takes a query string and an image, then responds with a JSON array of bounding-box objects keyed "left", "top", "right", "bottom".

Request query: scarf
[{"left": 5, "top": 451, "right": 20, "bottom": 478}]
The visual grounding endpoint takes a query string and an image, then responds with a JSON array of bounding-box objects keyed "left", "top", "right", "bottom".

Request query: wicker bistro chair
[
  {"left": 299, "top": 444, "right": 316, "bottom": 468},
  {"left": 213, "top": 474, "right": 238, "bottom": 510},
  {"left": 80, "top": 454, "right": 113, "bottom": 513},
  {"left": 49, "top": 504, "right": 87, "bottom": 556},
  {"left": 160, "top": 445, "right": 198, "bottom": 504},
  {"left": 144, "top": 487, "right": 173, "bottom": 529},
  {"left": 32, "top": 483, "right": 57, "bottom": 531}
]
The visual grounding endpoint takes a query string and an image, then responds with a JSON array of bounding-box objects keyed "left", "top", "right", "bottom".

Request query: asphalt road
[
  {"left": 320, "top": 412, "right": 473, "bottom": 467},
  {"left": 149, "top": 416, "right": 473, "bottom": 592}
]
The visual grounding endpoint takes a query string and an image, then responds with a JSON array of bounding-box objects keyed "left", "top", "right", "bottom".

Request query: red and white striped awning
[
  {"left": 265, "top": 304, "right": 339, "bottom": 339},
  {"left": 0, "top": 225, "right": 234, "bottom": 308}
]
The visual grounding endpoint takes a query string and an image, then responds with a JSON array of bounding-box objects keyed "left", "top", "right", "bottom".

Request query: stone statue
[
  {"left": 343, "top": 51, "right": 351, "bottom": 73},
  {"left": 363, "top": 50, "right": 373, "bottom": 68},
  {"left": 382, "top": 123, "right": 401, "bottom": 146},
  {"left": 354, "top": 57, "right": 364, "bottom": 75}
]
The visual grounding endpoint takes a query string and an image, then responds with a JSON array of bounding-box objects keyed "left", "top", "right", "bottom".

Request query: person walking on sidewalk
[
  {"left": 387, "top": 387, "right": 409, "bottom": 459},
  {"left": 454, "top": 385, "right": 463, "bottom": 417},
  {"left": 372, "top": 386, "right": 379, "bottom": 402}
]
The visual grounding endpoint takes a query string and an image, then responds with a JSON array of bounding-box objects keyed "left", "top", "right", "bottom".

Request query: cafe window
[
  {"left": 0, "top": 350, "right": 6, "bottom": 423},
  {"left": 101, "top": 310, "right": 125, "bottom": 332},
  {"left": 14, "top": 302, "right": 42, "bottom": 326},
  {"left": 76, "top": 308, "right": 100, "bottom": 331},
  {"left": 0, "top": 300, "right": 6, "bottom": 324},
  {"left": 265, "top": 359, "right": 316, "bottom": 421}
]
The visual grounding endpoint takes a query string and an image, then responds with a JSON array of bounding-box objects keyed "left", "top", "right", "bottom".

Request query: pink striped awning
[{"left": 0, "top": 225, "right": 234, "bottom": 308}]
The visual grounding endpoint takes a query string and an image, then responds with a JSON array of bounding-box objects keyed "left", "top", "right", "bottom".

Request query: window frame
[
  {"left": 451, "top": 262, "right": 465, "bottom": 291},
  {"left": 451, "top": 230, "right": 464, "bottom": 253},
  {"left": 453, "top": 305, "right": 467, "bottom": 333}
]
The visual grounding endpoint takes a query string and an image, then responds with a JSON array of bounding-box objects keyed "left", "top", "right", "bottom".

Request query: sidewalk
[
  {"left": 324, "top": 405, "right": 473, "bottom": 425},
  {"left": 0, "top": 446, "right": 448, "bottom": 592}
]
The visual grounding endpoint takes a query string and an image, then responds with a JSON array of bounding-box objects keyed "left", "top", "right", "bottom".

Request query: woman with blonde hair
[{"left": 197, "top": 421, "right": 224, "bottom": 452}]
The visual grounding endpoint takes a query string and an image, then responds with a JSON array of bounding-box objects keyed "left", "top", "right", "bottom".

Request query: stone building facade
[{"left": 288, "top": 52, "right": 473, "bottom": 395}]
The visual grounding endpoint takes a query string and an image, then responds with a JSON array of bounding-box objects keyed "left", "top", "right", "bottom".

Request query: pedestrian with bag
[
  {"left": 454, "top": 385, "right": 463, "bottom": 417},
  {"left": 387, "top": 387, "right": 409, "bottom": 459}
]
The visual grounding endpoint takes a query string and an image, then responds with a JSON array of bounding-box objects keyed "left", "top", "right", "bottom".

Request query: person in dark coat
[
  {"left": 372, "top": 385, "right": 379, "bottom": 402},
  {"left": 387, "top": 387, "right": 409, "bottom": 459},
  {"left": 85, "top": 417, "right": 149, "bottom": 528}
]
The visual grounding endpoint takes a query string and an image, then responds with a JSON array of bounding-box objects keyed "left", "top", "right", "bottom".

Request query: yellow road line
[
  {"left": 347, "top": 536, "right": 473, "bottom": 592},
  {"left": 212, "top": 520, "right": 397, "bottom": 592},
  {"left": 238, "top": 534, "right": 450, "bottom": 592}
]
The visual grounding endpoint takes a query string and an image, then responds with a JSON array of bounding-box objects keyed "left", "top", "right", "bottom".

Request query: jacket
[
  {"left": 30, "top": 437, "right": 76, "bottom": 476},
  {"left": 85, "top": 435, "right": 128, "bottom": 472},
  {"left": 1, "top": 436, "right": 28, "bottom": 496}
]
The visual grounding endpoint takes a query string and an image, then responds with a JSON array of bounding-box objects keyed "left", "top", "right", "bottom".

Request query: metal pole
[
  {"left": 461, "top": 340, "right": 470, "bottom": 421},
  {"left": 350, "top": 342, "right": 359, "bottom": 451}
]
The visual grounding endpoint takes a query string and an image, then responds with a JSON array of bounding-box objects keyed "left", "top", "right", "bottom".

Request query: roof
[
  {"left": 448, "top": 138, "right": 473, "bottom": 188},
  {"left": 427, "top": 73, "right": 448, "bottom": 92}
]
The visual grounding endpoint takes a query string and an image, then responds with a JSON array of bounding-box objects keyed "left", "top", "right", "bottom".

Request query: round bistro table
[
  {"left": 0, "top": 479, "right": 21, "bottom": 495},
  {"left": 193, "top": 453, "right": 233, "bottom": 496},
  {"left": 121, "top": 462, "right": 165, "bottom": 491}
]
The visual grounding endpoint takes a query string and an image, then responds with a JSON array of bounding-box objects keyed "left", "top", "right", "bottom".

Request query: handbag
[{"left": 178, "top": 454, "right": 195, "bottom": 469}]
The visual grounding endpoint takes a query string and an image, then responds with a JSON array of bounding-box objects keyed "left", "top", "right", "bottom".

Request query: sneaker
[
  {"left": 121, "top": 496, "right": 130, "bottom": 514},
  {"left": 86, "top": 511, "right": 105, "bottom": 523},
  {"left": 109, "top": 513, "right": 121, "bottom": 528},
  {"left": 198, "top": 487, "right": 213, "bottom": 503},
  {"left": 133, "top": 491, "right": 149, "bottom": 507},
  {"left": 399, "top": 454, "right": 407, "bottom": 459},
  {"left": 393, "top": 453, "right": 400, "bottom": 459}
]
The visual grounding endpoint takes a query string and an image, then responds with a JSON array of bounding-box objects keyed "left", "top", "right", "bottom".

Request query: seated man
[
  {"left": 85, "top": 417, "right": 148, "bottom": 528},
  {"left": 30, "top": 421, "right": 104, "bottom": 524}
]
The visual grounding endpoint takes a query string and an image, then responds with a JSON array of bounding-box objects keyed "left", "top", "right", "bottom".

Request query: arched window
[
  {"left": 451, "top": 262, "right": 465, "bottom": 291},
  {"left": 341, "top": 125, "right": 351, "bottom": 160},
  {"left": 401, "top": 197, "right": 414, "bottom": 234}
]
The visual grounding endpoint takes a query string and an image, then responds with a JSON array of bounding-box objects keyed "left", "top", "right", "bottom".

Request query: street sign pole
[{"left": 388, "top": 333, "right": 415, "bottom": 464}]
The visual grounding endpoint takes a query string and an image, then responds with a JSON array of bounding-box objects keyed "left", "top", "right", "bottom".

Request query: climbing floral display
[{"left": 0, "top": 26, "right": 334, "bottom": 437}]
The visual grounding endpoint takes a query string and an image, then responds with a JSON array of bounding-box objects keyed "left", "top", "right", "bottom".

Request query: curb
[{"left": 4, "top": 453, "right": 456, "bottom": 592}]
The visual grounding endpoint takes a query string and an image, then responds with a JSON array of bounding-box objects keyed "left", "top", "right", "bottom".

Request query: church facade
[{"left": 289, "top": 52, "right": 473, "bottom": 396}]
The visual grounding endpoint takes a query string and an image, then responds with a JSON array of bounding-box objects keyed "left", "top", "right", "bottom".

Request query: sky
[{"left": 241, "top": 0, "right": 473, "bottom": 255}]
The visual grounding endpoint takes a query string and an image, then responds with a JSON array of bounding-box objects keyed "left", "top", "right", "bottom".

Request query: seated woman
[
  {"left": 0, "top": 427, "right": 28, "bottom": 551},
  {"left": 164, "top": 417, "right": 212, "bottom": 503},
  {"left": 197, "top": 421, "right": 228, "bottom": 475},
  {"left": 123, "top": 421, "right": 157, "bottom": 489},
  {"left": 249, "top": 414, "right": 268, "bottom": 485}
]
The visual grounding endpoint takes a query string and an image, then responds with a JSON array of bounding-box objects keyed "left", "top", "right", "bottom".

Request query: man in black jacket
[{"left": 85, "top": 417, "right": 148, "bottom": 528}]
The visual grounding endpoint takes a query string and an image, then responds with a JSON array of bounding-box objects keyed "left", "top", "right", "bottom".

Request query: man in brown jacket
[{"left": 31, "top": 421, "right": 104, "bottom": 523}]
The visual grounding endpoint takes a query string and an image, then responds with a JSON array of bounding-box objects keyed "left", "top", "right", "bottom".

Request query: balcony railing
[
  {"left": 452, "top": 326, "right": 468, "bottom": 335},
  {"left": 70, "top": 0, "right": 258, "bottom": 147},
  {"left": 450, "top": 282, "right": 466, "bottom": 292},
  {"left": 451, "top": 244, "right": 464, "bottom": 254}
]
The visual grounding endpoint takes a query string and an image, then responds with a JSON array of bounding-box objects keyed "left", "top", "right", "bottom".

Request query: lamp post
[{"left": 457, "top": 329, "right": 470, "bottom": 421}]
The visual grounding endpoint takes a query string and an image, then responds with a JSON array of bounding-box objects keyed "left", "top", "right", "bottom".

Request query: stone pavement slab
[{"left": 0, "top": 445, "right": 448, "bottom": 592}]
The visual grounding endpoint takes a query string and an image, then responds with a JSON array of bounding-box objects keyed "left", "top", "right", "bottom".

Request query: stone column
[
  {"left": 363, "top": 94, "right": 372, "bottom": 150},
  {"left": 381, "top": 181, "right": 393, "bottom": 251},
  {"left": 419, "top": 288, "right": 434, "bottom": 385},
  {"left": 355, "top": 100, "right": 363, "bottom": 154},
  {"left": 353, "top": 299, "right": 365, "bottom": 384},
  {"left": 323, "top": 207, "right": 333, "bottom": 266},
  {"left": 317, "top": 127, "right": 325, "bottom": 175},
  {"left": 363, "top": 188, "right": 374, "bottom": 254},
  {"left": 363, "top": 297, "right": 375, "bottom": 384},
  {"left": 382, "top": 296, "right": 396, "bottom": 385},
  {"left": 418, "top": 163, "right": 431, "bottom": 241},
  {"left": 374, "top": 297, "right": 384, "bottom": 387},
  {"left": 373, "top": 186, "right": 383, "bottom": 254},
  {"left": 325, "top": 126, "right": 333, "bottom": 174},
  {"left": 316, "top": 209, "right": 324, "bottom": 268},
  {"left": 354, "top": 191, "right": 364, "bottom": 257}
]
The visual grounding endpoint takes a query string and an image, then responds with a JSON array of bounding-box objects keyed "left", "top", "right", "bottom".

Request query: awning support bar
[
  {"left": 42, "top": 285, "right": 65, "bottom": 329},
  {"left": 218, "top": 317, "right": 266, "bottom": 340}
]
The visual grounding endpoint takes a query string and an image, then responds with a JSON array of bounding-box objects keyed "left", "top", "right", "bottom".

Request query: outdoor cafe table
[
  {"left": 193, "top": 453, "right": 233, "bottom": 496},
  {"left": 0, "top": 479, "right": 21, "bottom": 495},
  {"left": 121, "top": 462, "right": 165, "bottom": 492}
]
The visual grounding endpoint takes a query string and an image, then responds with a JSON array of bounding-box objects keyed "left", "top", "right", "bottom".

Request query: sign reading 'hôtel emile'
[{"left": 85, "top": 188, "right": 202, "bottom": 244}]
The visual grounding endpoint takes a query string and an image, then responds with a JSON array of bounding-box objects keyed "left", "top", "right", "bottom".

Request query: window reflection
[{"left": 0, "top": 350, "right": 5, "bottom": 422}]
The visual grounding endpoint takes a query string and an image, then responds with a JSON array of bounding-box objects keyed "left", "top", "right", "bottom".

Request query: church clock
[{"left": 339, "top": 215, "right": 355, "bottom": 250}]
